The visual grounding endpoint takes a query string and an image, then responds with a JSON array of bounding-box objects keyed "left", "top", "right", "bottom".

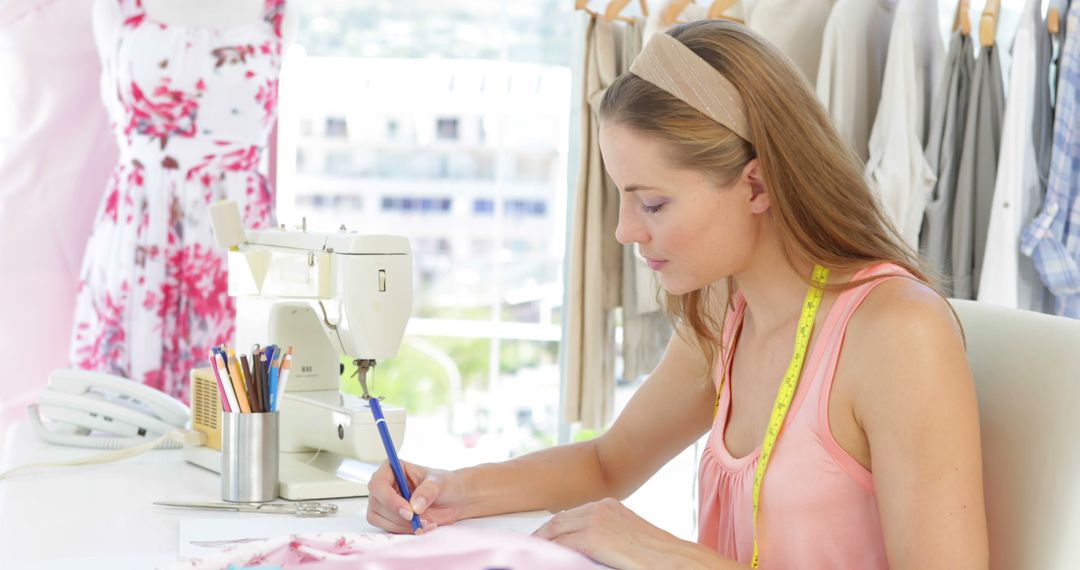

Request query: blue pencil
[
  {"left": 264, "top": 345, "right": 276, "bottom": 376},
  {"left": 368, "top": 397, "right": 422, "bottom": 533},
  {"left": 268, "top": 357, "right": 281, "bottom": 412}
]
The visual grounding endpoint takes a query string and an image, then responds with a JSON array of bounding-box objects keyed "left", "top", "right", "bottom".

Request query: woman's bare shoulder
[
  {"left": 848, "top": 276, "right": 960, "bottom": 339},
  {"left": 841, "top": 275, "right": 969, "bottom": 399}
]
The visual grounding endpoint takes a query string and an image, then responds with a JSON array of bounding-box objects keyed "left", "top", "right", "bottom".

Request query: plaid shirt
[{"left": 1021, "top": 4, "right": 1080, "bottom": 317}]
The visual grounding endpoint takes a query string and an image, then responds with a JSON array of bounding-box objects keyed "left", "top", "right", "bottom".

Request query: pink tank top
[{"left": 698, "top": 263, "right": 910, "bottom": 568}]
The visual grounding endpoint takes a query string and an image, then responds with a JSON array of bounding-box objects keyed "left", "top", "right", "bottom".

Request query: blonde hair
[{"left": 599, "top": 20, "right": 939, "bottom": 368}]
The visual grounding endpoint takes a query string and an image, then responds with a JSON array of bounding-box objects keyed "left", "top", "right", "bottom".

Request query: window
[
  {"left": 505, "top": 238, "right": 530, "bottom": 253},
  {"left": 471, "top": 237, "right": 493, "bottom": 256},
  {"left": 375, "top": 149, "right": 419, "bottom": 178},
  {"left": 324, "top": 151, "right": 354, "bottom": 176},
  {"left": 436, "top": 117, "right": 459, "bottom": 141},
  {"left": 276, "top": 0, "right": 573, "bottom": 467},
  {"left": 504, "top": 199, "right": 546, "bottom": 217},
  {"left": 473, "top": 198, "right": 494, "bottom": 215},
  {"left": 381, "top": 195, "right": 453, "bottom": 214},
  {"left": 511, "top": 152, "right": 555, "bottom": 183},
  {"left": 325, "top": 116, "right": 348, "bottom": 138}
]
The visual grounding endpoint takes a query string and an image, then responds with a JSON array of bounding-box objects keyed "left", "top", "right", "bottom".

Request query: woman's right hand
[{"left": 365, "top": 460, "right": 466, "bottom": 534}]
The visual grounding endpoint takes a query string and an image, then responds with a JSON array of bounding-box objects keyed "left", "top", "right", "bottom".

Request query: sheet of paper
[
  {"left": 454, "top": 510, "right": 552, "bottom": 534},
  {"left": 14, "top": 554, "right": 177, "bottom": 570},
  {"left": 178, "top": 510, "right": 553, "bottom": 560}
]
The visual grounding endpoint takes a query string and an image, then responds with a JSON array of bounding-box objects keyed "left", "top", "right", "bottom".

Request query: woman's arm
[
  {"left": 367, "top": 320, "right": 718, "bottom": 532},
  {"left": 845, "top": 281, "right": 989, "bottom": 569},
  {"left": 531, "top": 497, "right": 747, "bottom": 570},
  {"left": 455, "top": 325, "right": 718, "bottom": 519}
]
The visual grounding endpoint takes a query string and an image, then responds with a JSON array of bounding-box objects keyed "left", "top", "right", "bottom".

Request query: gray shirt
[
  {"left": 951, "top": 44, "right": 1005, "bottom": 300},
  {"left": 921, "top": 32, "right": 975, "bottom": 295}
]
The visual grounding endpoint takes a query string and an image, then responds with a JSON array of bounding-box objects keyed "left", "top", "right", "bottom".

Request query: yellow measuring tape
[{"left": 714, "top": 265, "right": 830, "bottom": 568}]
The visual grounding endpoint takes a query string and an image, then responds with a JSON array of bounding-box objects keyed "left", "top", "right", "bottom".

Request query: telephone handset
[{"left": 30, "top": 369, "right": 190, "bottom": 449}]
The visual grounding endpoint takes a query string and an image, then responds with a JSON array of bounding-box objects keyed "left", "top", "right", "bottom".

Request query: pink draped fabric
[
  {"left": 0, "top": 0, "right": 116, "bottom": 426},
  {"left": 167, "top": 527, "right": 600, "bottom": 570}
]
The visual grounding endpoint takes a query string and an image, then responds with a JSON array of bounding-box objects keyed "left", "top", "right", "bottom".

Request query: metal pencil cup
[{"left": 221, "top": 412, "right": 279, "bottom": 502}]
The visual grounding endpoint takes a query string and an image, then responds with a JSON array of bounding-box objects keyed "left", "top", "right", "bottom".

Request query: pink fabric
[
  {"left": 167, "top": 527, "right": 599, "bottom": 570},
  {"left": 698, "top": 263, "right": 911, "bottom": 568},
  {"left": 0, "top": 0, "right": 117, "bottom": 414},
  {"left": 69, "top": 0, "right": 284, "bottom": 402}
]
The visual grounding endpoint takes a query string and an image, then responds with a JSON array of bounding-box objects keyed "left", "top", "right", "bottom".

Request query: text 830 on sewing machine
[{"left": 192, "top": 200, "right": 413, "bottom": 500}]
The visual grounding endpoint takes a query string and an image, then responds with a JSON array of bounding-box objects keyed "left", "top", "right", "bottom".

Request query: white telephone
[{"left": 30, "top": 369, "right": 190, "bottom": 450}]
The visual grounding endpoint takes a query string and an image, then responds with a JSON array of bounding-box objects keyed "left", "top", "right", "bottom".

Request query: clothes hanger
[
  {"left": 661, "top": 0, "right": 695, "bottom": 26},
  {"left": 577, "top": 0, "right": 634, "bottom": 23},
  {"left": 979, "top": 0, "right": 1000, "bottom": 47},
  {"left": 603, "top": 0, "right": 632, "bottom": 21},
  {"left": 602, "top": 0, "right": 650, "bottom": 21},
  {"left": 951, "top": 0, "right": 971, "bottom": 36},
  {"left": 707, "top": 0, "right": 743, "bottom": 23}
]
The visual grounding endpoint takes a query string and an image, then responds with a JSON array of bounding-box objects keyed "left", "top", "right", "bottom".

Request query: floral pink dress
[
  {"left": 70, "top": 0, "right": 285, "bottom": 402},
  {"left": 167, "top": 527, "right": 599, "bottom": 570}
]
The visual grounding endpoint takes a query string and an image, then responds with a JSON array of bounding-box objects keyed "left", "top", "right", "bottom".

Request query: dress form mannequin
[
  {"left": 142, "top": 0, "right": 296, "bottom": 41},
  {"left": 74, "top": 0, "right": 293, "bottom": 400},
  {"left": 93, "top": 0, "right": 296, "bottom": 50}
]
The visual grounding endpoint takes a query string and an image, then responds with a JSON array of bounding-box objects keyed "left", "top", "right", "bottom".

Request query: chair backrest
[{"left": 950, "top": 300, "right": 1080, "bottom": 569}]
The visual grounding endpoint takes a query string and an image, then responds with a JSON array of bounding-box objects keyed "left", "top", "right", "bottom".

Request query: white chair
[{"left": 950, "top": 299, "right": 1080, "bottom": 569}]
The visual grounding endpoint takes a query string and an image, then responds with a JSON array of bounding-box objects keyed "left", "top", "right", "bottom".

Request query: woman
[{"left": 366, "top": 20, "right": 988, "bottom": 569}]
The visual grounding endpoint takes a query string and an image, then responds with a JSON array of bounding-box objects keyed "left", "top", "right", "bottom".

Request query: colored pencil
[
  {"left": 227, "top": 349, "right": 251, "bottom": 413},
  {"left": 208, "top": 349, "right": 231, "bottom": 413}
]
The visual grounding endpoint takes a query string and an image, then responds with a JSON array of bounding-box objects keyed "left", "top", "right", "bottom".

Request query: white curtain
[
  {"left": 617, "top": 21, "right": 672, "bottom": 385},
  {"left": 563, "top": 14, "right": 624, "bottom": 430},
  {"left": 564, "top": 12, "right": 672, "bottom": 430}
]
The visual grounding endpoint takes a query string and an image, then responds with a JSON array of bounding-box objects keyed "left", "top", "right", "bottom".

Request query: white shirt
[
  {"left": 978, "top": 0, "right": 1046, "bottom": 310},
  {"left": 864, "top": 0, "right": 944, "bottom": 247},
  {"left": 816, "top": 0, "right": 896, "bottom": 162}
]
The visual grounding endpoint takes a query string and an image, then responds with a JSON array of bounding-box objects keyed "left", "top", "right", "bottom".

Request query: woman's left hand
[{"left": 531, "top": 498, "right": 682, "bottom": 570}]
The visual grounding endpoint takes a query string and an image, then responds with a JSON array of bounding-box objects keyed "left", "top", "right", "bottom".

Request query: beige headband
[{"left": 629, "top": 33, "right": 754, "bottom": 144}]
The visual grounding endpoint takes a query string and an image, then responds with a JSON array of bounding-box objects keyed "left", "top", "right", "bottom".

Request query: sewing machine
[{"left": 193, "top": 201, "right": 413, "bottom": 500}]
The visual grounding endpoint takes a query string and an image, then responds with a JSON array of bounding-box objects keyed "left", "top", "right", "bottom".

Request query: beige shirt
[{"left": 747, "top": 0, "right": 835, "bottom": 88}]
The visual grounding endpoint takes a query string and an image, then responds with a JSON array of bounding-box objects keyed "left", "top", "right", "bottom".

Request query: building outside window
[{"left": 277, "top": 0, "right": 573, "bottom": 469}]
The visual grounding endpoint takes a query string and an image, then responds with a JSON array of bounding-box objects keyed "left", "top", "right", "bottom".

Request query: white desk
[{"left": 0, "top": 421, "right": 551, "bottom": 569}]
